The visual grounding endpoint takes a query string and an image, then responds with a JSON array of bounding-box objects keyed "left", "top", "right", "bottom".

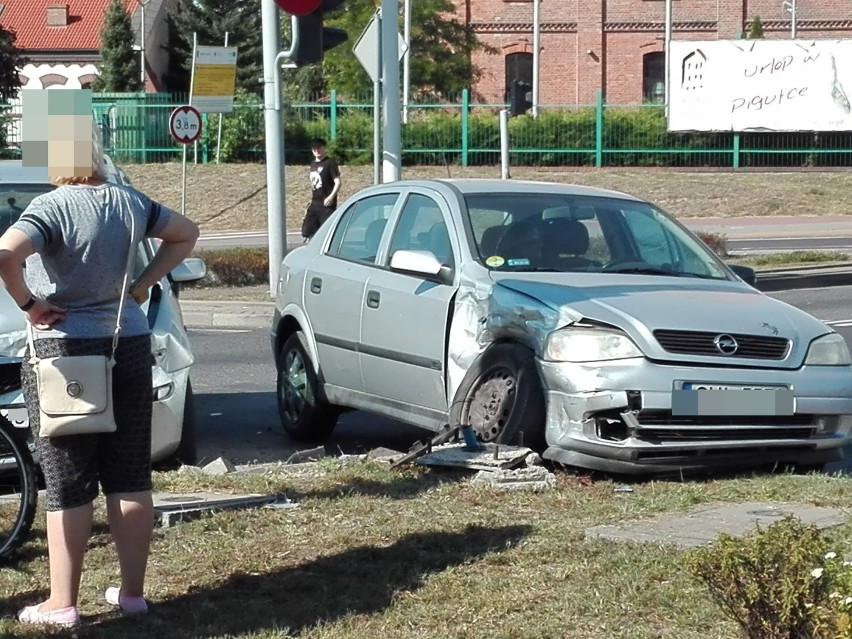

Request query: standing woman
[{"left": 0, "top": 126, "right": 199, "bottom": 628}]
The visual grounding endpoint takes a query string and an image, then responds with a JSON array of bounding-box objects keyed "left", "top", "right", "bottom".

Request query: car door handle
[
  {"left": 366, "top": 290, "right": 380, "bottom": 308},
  {"left": 310, "top": 277, "right": 322, "bottom": 294}
]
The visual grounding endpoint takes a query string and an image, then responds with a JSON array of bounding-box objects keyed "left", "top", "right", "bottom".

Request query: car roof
[{"left": 359, "top": 178, "right": 646, "bottom": 203}]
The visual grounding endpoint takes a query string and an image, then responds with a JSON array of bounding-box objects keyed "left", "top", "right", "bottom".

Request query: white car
[{"left": 0, "top": 157, "right": 206, "bottom": 465}]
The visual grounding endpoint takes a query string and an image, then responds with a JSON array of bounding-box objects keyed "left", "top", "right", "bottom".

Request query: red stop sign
[{"left": 273, "top": 0, "right": 321, "bottom": 15}]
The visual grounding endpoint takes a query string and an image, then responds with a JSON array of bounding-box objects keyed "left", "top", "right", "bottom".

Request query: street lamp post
[
  {"left": 137, "top": 0, "right": 151, "bottom": 87},
  {"left": 783, "top": 0, "right": 797, "bottom": 38}
]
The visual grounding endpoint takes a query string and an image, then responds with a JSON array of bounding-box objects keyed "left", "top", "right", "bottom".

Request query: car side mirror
[
  {"left": 390, "top": 249, "right": 453, "bottom": 284},
  {"left": 171, "top": 257, "right": 207, "bottom": 284},
  {"left": 728, "top": 264, "right": 757, "bottom": 286}
]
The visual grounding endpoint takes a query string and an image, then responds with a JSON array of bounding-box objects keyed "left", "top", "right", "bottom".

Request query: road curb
[{"left": 179, "top": 267, "right": 852, "bottom": 329}]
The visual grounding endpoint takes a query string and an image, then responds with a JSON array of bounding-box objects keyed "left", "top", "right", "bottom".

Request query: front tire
[
  {"left": 277, "top": 331, "right": 338, "bottom": 442},
  {"left": 449, "top": 343, "right": 546, "bottom": 451}
]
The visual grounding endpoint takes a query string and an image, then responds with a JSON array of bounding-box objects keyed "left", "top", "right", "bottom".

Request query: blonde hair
[{"left": 50, "top": 118, "right": 108, "bottom": 186}]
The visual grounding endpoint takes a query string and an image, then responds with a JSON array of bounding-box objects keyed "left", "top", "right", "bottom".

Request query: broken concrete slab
[
  {"left": 201, "top": 457, "right": 236, "bottom": 476},
  {"left": 366, "top": 447, "right": 405, "bottom": 464},
  {"left": 585, "top": 501, "right": 849, "bottom": 549},
  {"left": 153, "top": 492, "right": 282, "bottom": 527},
  {"left": 415, "top": 443, "right": 533, "bottom": 471},
  {"left": 285, "top": 446, "right": 326, "bottom": 464},
  {"left": 470, "top": 466, "right": 557, "bottom": 491}
]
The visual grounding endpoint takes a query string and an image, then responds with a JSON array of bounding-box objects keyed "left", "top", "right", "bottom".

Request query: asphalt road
[{"left": 189, "top": 285, "right": 852, "bottom": 472}]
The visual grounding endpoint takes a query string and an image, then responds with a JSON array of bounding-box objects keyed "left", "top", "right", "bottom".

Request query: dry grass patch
[
  {"left": 4, "top": 461, "right": 852, "bottom": 638},
  {"left": 121, "top": 164, "right": 852, "bottom": 234}
]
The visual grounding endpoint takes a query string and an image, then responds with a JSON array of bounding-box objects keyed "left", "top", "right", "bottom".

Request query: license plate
[{"left": 673, "top": 383, "right": 794, "bottom": 416}]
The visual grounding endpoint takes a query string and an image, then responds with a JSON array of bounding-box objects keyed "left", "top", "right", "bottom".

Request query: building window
[
  {"left": 643, "top": 52, "right": 665, "bottom": 103},
  {"left": 505, "top": 52, "right": 533, "bottom": 101}
]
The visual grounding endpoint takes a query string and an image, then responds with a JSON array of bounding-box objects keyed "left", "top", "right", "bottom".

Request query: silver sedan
[{"left": 271, "top": 179, "right": 852, "bottom": 475}]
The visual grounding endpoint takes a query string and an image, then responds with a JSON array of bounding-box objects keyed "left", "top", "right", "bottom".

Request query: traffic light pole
[
  {"left": 380, "top": 0, "right": 401, "bottom": 182},
  {"left": 261, "top": 0, "right": 286, "bottom": 294}
]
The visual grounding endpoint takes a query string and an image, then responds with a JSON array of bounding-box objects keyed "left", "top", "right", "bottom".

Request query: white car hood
[{"left": 488, "top": 271, "right": 831, "bottom": 368}]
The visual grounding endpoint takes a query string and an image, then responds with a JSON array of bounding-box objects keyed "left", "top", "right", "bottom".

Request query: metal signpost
[{"left": 169, "top": 105, "right": 202, "bottom": 216}]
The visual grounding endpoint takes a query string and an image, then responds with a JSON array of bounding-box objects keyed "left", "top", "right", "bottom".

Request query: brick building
[{"left": 453, "top": 0, "right": 852, "bottom": 105}]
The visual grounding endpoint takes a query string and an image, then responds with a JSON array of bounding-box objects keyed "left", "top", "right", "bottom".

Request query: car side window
[
  {"left": 328, "top": 193, "right": 398, "bottom": 263},
  {"left": 388, "top": 194, "right": 454, "bottom": 268},
  {"left": 621, "top": 208, "right": 679, "bottom": 267}
]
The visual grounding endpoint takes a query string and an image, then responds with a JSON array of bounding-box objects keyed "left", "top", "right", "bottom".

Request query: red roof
[{"left": 0, "top": 0, "right": 136, "bottom": 51}]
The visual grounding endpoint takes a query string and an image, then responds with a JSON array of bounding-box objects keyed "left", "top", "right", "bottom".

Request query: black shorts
[{"left": 21, "top": 335, "right": 155, "bottom": 511}]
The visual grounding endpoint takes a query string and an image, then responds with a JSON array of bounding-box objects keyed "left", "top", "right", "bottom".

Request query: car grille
[
  {"left": 632, "top": 411, "right": 818, "bottom": 441},
  {"left": 0, "top": 361, "right": 21, "bottom": 395},
  {"left": 653, "top": 329, "right": 790, "bottom": 359}
]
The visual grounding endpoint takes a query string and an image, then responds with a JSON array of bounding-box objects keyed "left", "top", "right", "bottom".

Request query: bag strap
[{"left": 27, "top": 209, "right": 137, "bottom": 365}]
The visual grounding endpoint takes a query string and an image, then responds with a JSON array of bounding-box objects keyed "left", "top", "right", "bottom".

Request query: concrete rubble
[
  {"left": 153, "top": 492, "right": 286, "bottom": 527},
  {"left": 470, "top": 466, "right": 557, "bottom": 491},
  {"left": 415, "top": 442, "right": 534, "bottom": 471},
  {"left": 285, "top": 446, "right": 327, "bottom": 464},
  {"left": 201, "top": 457, "right": 236, "bottom": 475}
]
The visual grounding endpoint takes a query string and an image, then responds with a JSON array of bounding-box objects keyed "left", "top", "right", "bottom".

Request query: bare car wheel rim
[
  {"left": 466, "top": 367, "right": 517, "bottom": 442},
  {"left": 282, "top": 349, "right": 308, "bottom": 423}
]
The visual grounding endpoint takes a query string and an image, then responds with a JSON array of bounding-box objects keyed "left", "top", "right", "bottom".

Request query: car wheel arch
[{"left": 274, "top": 306, "right": 320, "bottom": 368}]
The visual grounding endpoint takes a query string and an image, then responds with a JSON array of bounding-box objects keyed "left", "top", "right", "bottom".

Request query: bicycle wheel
[{"left": 0, "top": 416, "right": 37, "bottom": 561}]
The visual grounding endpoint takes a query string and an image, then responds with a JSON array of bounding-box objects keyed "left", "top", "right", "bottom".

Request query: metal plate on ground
[{"left": 152, "top": 492, "right": 281, "bottom": 527}]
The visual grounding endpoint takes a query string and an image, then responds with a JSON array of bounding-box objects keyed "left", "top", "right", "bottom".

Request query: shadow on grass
[{"left": 91, "top": 524, "right": 531, "bottom": 638}]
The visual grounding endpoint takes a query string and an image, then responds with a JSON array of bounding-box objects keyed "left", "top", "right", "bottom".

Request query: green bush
[
  {"left": 191, "top": 248, "right": 268, "bottom": 287},
  {"left": 681, "top": 515, "right": 835, "bottom": 639}
]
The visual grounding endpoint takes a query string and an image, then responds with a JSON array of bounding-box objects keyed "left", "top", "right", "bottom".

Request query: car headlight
[
  {"left": 544, "top": 327, "right": 643, "bottom": 362},
  {"left": 805, "top": 333, "right": 852, "bottom": 366}
]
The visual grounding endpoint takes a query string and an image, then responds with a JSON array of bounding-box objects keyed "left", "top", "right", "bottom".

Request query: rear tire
[
  {"left": 449, "top": 343, "right": 546, "bottom": 451},
  {"left": 277, "top": 331, "right": 338, "bottom": 442},
  {"left": 0, "top": 417, "right": 38, "bottom": 562}
]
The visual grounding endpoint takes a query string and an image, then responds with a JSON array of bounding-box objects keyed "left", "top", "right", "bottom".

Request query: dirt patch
[{"left": 121, "top": 163, "right": 852, "bottom": 234}]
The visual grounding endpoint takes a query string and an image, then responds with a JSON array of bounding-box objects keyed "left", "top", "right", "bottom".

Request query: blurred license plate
[{"left": 673, "top": 383, "right": 794, "bottom": 416}]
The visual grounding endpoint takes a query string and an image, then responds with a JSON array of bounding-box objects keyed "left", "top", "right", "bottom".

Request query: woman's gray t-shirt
[{"left": 10, "top": 182, "right": 173, "bottom": 339}]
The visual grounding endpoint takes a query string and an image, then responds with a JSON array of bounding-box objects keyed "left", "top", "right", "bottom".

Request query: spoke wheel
[{"left": 0, "top": 418, "right": 37, "bottom": 562}]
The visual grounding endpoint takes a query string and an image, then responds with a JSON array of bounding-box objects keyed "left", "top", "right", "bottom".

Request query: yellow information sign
[{"left": 191, "top": 46, "right": 238, "bottom": 113}]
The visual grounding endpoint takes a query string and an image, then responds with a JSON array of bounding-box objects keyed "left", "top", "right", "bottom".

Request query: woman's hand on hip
[{"left": 27, "top": 299, "right": 67, "bottom": 329}]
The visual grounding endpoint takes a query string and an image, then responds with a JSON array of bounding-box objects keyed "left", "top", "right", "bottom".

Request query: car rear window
[{"left": 0, "top": 183, "right": 53, "bottom": 235}]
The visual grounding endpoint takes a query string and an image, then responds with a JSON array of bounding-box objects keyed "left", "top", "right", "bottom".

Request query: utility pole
[
  {"left": 664, "top": 0, "right": 672, "bottom": 112},
  {"left": 783, "top": 0, "right": 798, "bottom": 38},
  {"left": 532, "top": 0, "right": 540, "bottom": 118},
  {"left": 261, "top": 0, "right": 286, "bottom": 293},
  {"left": 402, "top": 0, "right": 411, "bottom": 124},
  {"left": 380, "top": 0, "right": 401, "bottom": 182},
  {"left": 137, "top": 0, "right": 151, "bottom": 86}
]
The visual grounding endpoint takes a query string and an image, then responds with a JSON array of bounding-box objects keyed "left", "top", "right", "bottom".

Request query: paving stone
[
  {"left": 585, "top": 501, "right": 849, "bottom": 549},
  {"left": 416, "top": 443, "right": 532, "bottom": 471}
]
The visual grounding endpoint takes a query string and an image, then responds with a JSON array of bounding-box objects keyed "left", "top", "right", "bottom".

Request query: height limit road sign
[{"left": 170, "top": 105, "right": 202, "bottom": 145}]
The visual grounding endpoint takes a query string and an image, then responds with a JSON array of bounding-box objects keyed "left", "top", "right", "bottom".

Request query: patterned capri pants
[{"left": 21, "top": 335, "right": 155, "bottom": 511}]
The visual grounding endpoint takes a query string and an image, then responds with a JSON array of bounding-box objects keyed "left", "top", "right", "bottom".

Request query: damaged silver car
[
  {"left": 0, "top": 157, "right": 206, "bottom": 465},
  {"left": 271, "top": 179, "right": 852, "bottom": 475}
]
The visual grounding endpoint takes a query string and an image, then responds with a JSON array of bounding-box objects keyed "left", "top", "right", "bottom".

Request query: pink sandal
[
  {"left": 105, "top": 587, "right": 149, "bottom": 615},
  {"left": 17, "top": 603, "right": 79, "bottom": 628}
]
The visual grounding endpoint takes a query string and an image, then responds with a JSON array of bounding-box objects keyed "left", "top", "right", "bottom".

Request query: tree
[
  {"left": 93, "top": 0, "right": 142, "bottom": 92},
  {"left": 168, "top": 0, "right": 263, "bottom": 96},
  {"left": 747, "top": 16, "right": 765, "bottom": 39},
  {"left": 320, "top": 0, "right": 493, "bottom": 100},
  {"left": 0, "top": 23, "right": 26, "bottom": 103}
]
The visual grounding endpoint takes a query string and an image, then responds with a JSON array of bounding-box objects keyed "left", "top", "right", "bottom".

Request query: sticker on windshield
[
  {"left": 485, "top": 255, "right": 505, "bottom": 267},
  {"left": 507, "top": 258, "right": 530, "bottom": 267}
]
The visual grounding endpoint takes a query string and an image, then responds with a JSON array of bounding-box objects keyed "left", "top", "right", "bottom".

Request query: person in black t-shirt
[{"left": 301, "top": 138, "right": 342, "bottom": 240}]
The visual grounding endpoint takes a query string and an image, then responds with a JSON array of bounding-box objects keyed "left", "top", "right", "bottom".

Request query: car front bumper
[{"left": 538, "top": 357, "right": 852, "bottom": 474}]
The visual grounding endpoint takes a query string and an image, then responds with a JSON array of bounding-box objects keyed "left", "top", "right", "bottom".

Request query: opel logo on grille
[{"left": 714, "top": 334, "right": 739, "bottom": 355}]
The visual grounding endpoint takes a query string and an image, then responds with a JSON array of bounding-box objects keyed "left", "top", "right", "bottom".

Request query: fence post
[
  {"left": 461, "top": 88, "right": 469, "bottom": 167},
  {"left": 732, "top": 132, "right": 740, "bottom": 169},
  {"left": 202, "top": 113, "right": 209, "bottom": 164},
  {"left": 595, "top": 89, "right": 603, "bottom": 168},
  {"left": 330, "top": 89, "right": 337, "bottom": 140}
]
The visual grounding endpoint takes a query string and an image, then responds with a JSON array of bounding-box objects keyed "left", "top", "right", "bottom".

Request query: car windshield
[
  {"left": 464, "top": 192, "right": 730, "bottom": 280},
  {"left": 0, "top": 183, "right": 53, "bottom": 236}
]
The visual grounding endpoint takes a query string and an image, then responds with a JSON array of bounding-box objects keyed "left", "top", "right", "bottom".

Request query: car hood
[{"left": 489, "top": 271, "right": 831, "bottom": 368}]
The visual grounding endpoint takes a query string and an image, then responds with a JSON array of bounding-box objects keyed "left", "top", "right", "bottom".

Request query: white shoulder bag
[{"left": 27, "top": 212, "right": 137, "bottom": 438}]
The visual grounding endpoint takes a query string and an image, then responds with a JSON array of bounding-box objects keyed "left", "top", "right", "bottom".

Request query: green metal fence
[{"left": 4, "top": 90, "right": 852, "bottom": 168}]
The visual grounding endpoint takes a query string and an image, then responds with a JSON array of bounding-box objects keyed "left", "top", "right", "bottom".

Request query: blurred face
[{"left": 312, "top": 145, "right": 325, "bottom": 160}]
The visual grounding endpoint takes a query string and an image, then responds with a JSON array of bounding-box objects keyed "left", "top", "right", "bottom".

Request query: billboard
[{"left": 667, "top": 39, "right": 852, "bottom": 132}]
